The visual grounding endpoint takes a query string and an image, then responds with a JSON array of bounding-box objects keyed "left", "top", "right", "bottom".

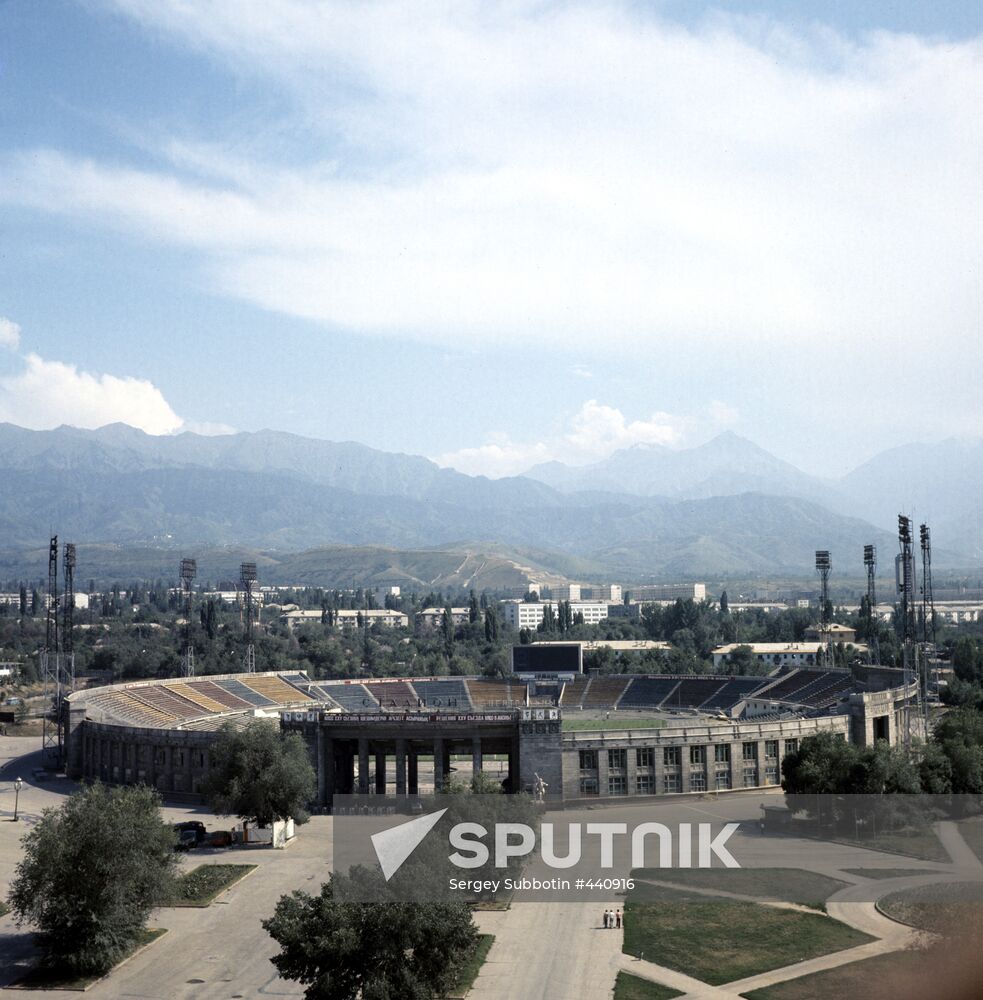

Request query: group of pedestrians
[{"left": 602, "top": 909, "right": 622, "bottom": 929}]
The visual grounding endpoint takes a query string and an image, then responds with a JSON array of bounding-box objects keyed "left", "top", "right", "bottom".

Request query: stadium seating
[
  {"left": 466, "top": 679, "right": 516, "bottom": 707},
  {"left": 314, "top": 683, "right": 379, "bottom": 711},
  {"left": 218, "top": 678, "right": 278, "bottom": 707},
  {"left": 412, "top": 679, "right": 472, "bottom": 709},
  {"left": 559, "top": 675, "right": 590, "bottom": 707},
  {"left": 661, "top": 677, "right": 726, "bottom": 709},
  {"left": 240, "top": 675, "right": 316, "bottom": 705},
  {"left": 185, "top": 679, "right": 257, "bottom": 711},
  {"left": 618, "top": 677, "right": 681, "bottom": 709},
  {"left": 581, "top": 676, "right": 631, "bottom": 708},
  {"left": 167, "top": 681, "right": 230, "bottom": 715},
  {"left": 756, "top": 670, "right": 827, "bottom": 702},
  {"left": 364, "top": 680, "right": 419, "bottom": 708},
  {"left": 698, "top": 677, "right": 769, "bottom": 710},
  {"left": 129, "top": 685, "right": 208, "bottom": 720}
]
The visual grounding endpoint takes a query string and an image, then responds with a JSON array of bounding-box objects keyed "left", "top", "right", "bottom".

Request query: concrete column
[
  {"left": 408, "top": 749, "right": 419, "bottom": 795},
  {"left": 147, "top": 741, "right": 158, "bottom": 790},
  {"left": 316, "top": 729, "right": 327, "bottom": 805},
  {"left": 680, "top": 744, "right": 693, "bottom": 792},
  {"left": 323, "top": 736, "right": 335, "bottom": 806},
  {"left": 395, "top": 739, "right": 407, "bottom": 796},
  {"left": 442, "top": 745, "right": 451, "bottom": 786},
  {"left": 433, "top": 737, "right": 445, "bottom": 791},
  {"left": 471, "top": 737, "right": 482, "bottom": 780},
  {"left": 184, "top": 744, "right": 194, "bottom": 793},
  {"left": 375, "top": 750, "right": 386, "bottom": 795},
  {"left": 597, "top": 744, "right": 610, "bottom": 797},
  {"left": 358, "top": 738, "right": 370, "bottom": 795},
  {"left": 654, "top": 742, "right": 666, "bottom": 794}
]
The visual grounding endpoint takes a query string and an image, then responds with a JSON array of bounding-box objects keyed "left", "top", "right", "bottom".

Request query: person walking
[
  {"left": 616, "top": 910, "right": 622, "bottom": 929},
  {"left": 602, "top": 909, "right": 609, "bottom": 928}
]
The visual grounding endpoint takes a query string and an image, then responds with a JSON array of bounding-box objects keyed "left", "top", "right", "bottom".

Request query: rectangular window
[
  {"left": 664, "top": 773, "right": 681, "bottom": 793},
  {"left": 664, "top": 746, "right": 681, "bottom": 768},
  {"left": 743, "top": 767, "right": 758, "bottom": 787},
  {"left": 608, "top": 775, "right": 628, "bottom": 796},
  {"left": 579, "top": 777, "right": 599, "bottom": 797},
  {"left": 764, "top": 766, "right": 779, "bottom": 785},
  {"left": 784, "top": 739, "right": 798, "bottom": 757},
  {"left": 764, "top": 740, "right": 779, "bottom": 760},
  {"left": 715, "top": 770, "right": 732, "bottom": 790},
  {"left": 579, "top": 749, "right": 597, "bottom": 771},
  {"left": 636, "top": 747, "right": 654, "bottom": 769},
  {"left": 714, "top": 744, "right": 731, "bottom": 764},
  {"left": 743, "top": 741, "right": 757, "bottom": 762},
  {"left": 690, "top": 745, "right": 706, "bottom": 766},
  {"left": 636, "top": 773, "right": 655, "bottom": 795},
  {"left": 608, "top": 748, "right": 627, "bottom": 771},
  {"left": 690, "top": 772, "right": 707, "bottom": 792}
]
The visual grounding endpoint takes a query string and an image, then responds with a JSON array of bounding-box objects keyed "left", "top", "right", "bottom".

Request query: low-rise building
[
  {"left": 630, "top": 583, "right": 707, "bottom": 602},
  {"left": 281, "top": 608, "right": 408, "bottom": 630},
  {"left": 415, "top": 607, "right": 472, "bottom": 633},
  {"left": 500, "top": 600, "right": 614, "bottom": 630},
  {"left": 804, "top": 623, "right": 857, "bottom": 643}
]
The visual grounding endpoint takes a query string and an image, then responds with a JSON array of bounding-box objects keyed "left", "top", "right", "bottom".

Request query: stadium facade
[{"left": 65, "top": 668, "right": 914, "bottom": 806}]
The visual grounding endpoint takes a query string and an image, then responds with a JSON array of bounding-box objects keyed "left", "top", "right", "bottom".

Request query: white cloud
[
  {"left": 435, "top": 399, "right": 698, "bottom": 477},
  {"left": 0, "top": 352, "right": 184, "bottom": 435},
  {"left": 0, "top": 317, "right": 21, "bottom": 350},
  {"left": 707, "top": 400, "right": 740, "bottom": 429},
  {"left": 181, "top": 420, "right": 237, "bottom": 436},
  {"left": 1, "top": 3, "right": 980, "bottom": 364}
]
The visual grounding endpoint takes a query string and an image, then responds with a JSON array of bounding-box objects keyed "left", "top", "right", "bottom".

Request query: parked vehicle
[{"left": 173, "top": 820, "right": 207, "bottom": 850}]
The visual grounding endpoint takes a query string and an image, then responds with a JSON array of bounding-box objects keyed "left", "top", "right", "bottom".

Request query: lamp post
[{"left": 13, "top": 776, "right": 23, "bottom": 822}]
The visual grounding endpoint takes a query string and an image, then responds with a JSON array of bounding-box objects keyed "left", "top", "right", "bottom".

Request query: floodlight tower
[
  {"left": 896, "top": 516, "right": 918, "bottom": 744},
  {"left": 60, "top": 544, "right": 76, "bottom": 749},
  {"left": 864, "top": 545, "right": 879, "bottom": 664},
  {"left": 815, "top": 550, "right": 831, "bottom": 668},
  {"left": 181, "top": 558, "right": 197, "bottom": 678},
  {"left": 240, "top": 562, "right": 257, "bottom": 673},
  {"left": 920, "top": 524, "right": 938, "bottom": 701},
  {"left": 41, "top": 536, "right": 60, "bottom": 764}
]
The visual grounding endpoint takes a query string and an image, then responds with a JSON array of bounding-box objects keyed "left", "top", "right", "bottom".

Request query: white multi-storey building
[{"left": 500, "top": 600, "right": 613, "bottom": 629}]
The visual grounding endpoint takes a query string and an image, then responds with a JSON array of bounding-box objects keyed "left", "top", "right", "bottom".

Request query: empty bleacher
[
  {"left": 799, "top": 674, "right": 855, "bottom": 707},
  {"left": 756, "top": 670, "right": 827, "bottom": 703},
  {"left": 661, "top": 677, "right": 726, "bottom": 709},
  {"left": 167, "top": 682, "right": 230, "bottom": 715},
  {"left": 86, "top": 689, "right": 177, "bottom": 728},
  {"left": 365, "top": 680, "right": 419, "bottom": 708},
  {"left": 466, "top": 679, "right": 516, "bottom": 707},
  {"left": 185, "top": 679, "right": 258, "bottom": 712},
  {"left": 699, "top": 677, "right": 769, "bottom": 711},
  {"left": 560, "top": 675, "right": 590, "bottom": 707},
  {"left": 619, "top": 677, "right": 680, "bottom": 709},
  {"left": 219, "top": 678, "right": 279, "bottom": 707},
  {"left": 128, "top": 684, "right": 209, "bottom": 720},
  {"left": 412, "top": 679, "right": 472, "bottom": 709},
  {"left": 314, "top": 683, "right": 379, "bottom": 711},
  {"left": 240, "top": 675, "right": 316, "bottom": 706},
  {"left": 581, "top": 676, "right": 631, "bottom": 709}
]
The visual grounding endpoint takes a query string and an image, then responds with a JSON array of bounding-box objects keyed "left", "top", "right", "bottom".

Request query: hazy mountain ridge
[{"left": 0, "top": 423, "right": 972, "bottom": 574}]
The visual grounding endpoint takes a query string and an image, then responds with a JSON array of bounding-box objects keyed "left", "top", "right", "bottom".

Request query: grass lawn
[
  {"left": 162, "top": 864, "right": 257, "bottom": 907},
  {"left": 614, "top": 970, "right": 683, "bottom": 999},
  {"left": 632, "top": 868, "right": 848, "bottom": 909},
  {"left": 622, "top": 886, "right": 873, "bottom": 986},
  {"left": 446, "top": 934, "right": 494, "bottom": 998},
  {"left": 841, "top": 868, "right": 942, "bottom": 880},
  {"left": 957, "top": 816, "right": 983, "bottom": 864},
  {"left": 563, "top": 717, "right": 666, "bottom": 731},
  {"left": 741, "top": 949, "right": 930, "bottom": 1000},
  {"left": 820, "top": 829, "right": 948, "bottom": 862},
  {"left": 878, "top": 882, "right": 983, "bottom": 934},
  {"left": 11, "top": 928, "right": 167, "bottom": 990}
]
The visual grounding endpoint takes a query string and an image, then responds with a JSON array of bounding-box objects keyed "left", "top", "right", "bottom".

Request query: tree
[
  {"left": 719, "top": 590, "right": 729, "bottom": 616},
  {"left": 203, "top": 720, "right": 317, "bottom": 827},
  {"left": 8, "top": 783, "right": 177, "bottom": 976},
  {"left": 263, "top": 870, "right": 479, "bottom": 1000}
]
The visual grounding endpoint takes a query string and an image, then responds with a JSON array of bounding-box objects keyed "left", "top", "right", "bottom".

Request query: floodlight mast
[
  {"left": 41, "top": 536, "right": 60, "bottom": 766},
  {"left": 863, "top": 544, "right": 879, "bottom": 665},
  {"left": 240, "top": 562, "right": 258, "bottom": 673},
  {"left": 920, "top": 524, "right": 937, "bottom": 711},
  {"left": 181, "top": 558, "right": 197, "bottom": 678},
  {"left": 896, "top": 516, "right": 918, "bottom": 745},
  {"left": 815, "top": 550, "right": 831, "bottom": 668},
  {"left": 59, "top": 543, "right": 77, "bottom": 756}
]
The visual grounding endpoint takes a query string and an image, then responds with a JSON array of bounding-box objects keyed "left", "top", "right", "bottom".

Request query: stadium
[{"left": 64, "top": 664, "right": 916, "bottom": 807}]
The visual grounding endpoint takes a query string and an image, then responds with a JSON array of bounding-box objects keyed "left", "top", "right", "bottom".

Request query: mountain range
[{"left": 0, "top": 422, "right": 976, "bottom": 581}]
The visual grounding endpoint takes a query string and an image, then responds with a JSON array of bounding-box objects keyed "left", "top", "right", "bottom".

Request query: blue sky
[{"left": 1, "top": 1, "right": 981, "bottom": 478}]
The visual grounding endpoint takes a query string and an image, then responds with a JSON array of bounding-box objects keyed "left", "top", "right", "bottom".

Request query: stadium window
[
  {"left": 664, "top": 746, "right": 681, "bottom": 768},
  {"left": 664, "top": 773, "right": 681, "bottom": 793},
  {"left": 714, "top": 744, "right": 730, "bottom": 764},
  {"left": 742, "top": 741, "right": 757, "bottom": 762},
  {"left": 784, "top": 739, "right": 798, "bottom": 756},
  {"left": 580, "top": 777, "right": 599, "bottom": 797},
  {"left": 689, "top": 745, "right": 706, "bottom": 766},
  {"left": 715, "top": 771, "right": 732, "bottom": 790},
  {"left": 579, "top": 749, "right": 597, "bottom": 771},
  {"left": 608, "top": 748, "right": 627, "bottom": 771},
  {"left": 743, "top": 767, "right": 758, "bottom": 787},
  {"left": 690, "top": 772, "right": 707, "bottom": 793},
  {"left": 636, "top": 747, "right": 654, "bottom": 769},
  {"left": 764, "top": 766, "right": 779, "bottom": 785},
  {"left": 765, "top": 740, "right": 779, "bottom": 760},
  {"left": 608, "top": 775, "right": 628, "bottom": 796},
  {"left": 636, "top": 773, "right": 655, "bottom": 795}
]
